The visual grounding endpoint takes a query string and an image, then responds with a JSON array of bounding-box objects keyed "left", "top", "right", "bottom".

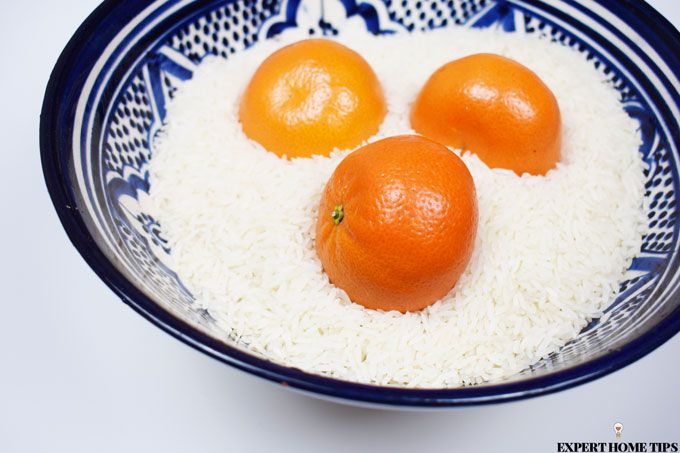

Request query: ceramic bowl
[{"left": 41, "top": 0, "right": 680, "bottom": 407}]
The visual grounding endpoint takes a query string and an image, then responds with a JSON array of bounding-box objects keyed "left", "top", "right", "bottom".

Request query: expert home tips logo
[
  {"left": 557, "top": 443, "right": 679, "bottom": 452},
  {"left": 615, "top": 423, "right": 623, "bottom": 439},
  {"left": 556, "top": 423, "right": 678, "bottom": 452}
]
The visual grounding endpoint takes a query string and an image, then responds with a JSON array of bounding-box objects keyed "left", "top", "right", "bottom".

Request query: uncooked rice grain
[{"left": 147, "top": 26, "right": 646, "bottom": 387}]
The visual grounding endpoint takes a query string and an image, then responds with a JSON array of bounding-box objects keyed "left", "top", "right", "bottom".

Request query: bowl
[{"left": 41, "top": 0, "right": 680, "bottom": 407}]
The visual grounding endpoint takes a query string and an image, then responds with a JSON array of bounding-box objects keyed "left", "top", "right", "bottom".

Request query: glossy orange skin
[
  {"left": 411, "top": 53, "right": 561, "bottom": 176},
  {"left": 315, "top": 135, "right": 478, "bottom": 312},
  {"left": 239, "top": 39, "right": 386, "bottom": 158}
]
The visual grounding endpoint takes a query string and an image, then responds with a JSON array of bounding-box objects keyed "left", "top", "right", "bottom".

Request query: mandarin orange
[
  {"left": 411, "top": 53, "right": 561, "bottom": 175},
  {"left": 315, "top": 135, "right": 478, "bottom": 312},
  {"left": 239, "top": 39, "right": 386, "bottom": 158}
]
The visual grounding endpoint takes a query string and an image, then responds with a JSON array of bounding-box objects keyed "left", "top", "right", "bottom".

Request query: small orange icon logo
[{"left": 614, "top": 422, "right": 623, "bottom": 439}]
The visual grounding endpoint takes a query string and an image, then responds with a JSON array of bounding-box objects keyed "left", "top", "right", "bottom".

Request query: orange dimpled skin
[
  {"left": 315, "top": 135, "right": 478, "bottom": 312},
  {"left": 411, "top": 53, "right": 561, "bottom": 176},
  {"left": 239, "top": 39, "right": 387, "bottom": 158}
]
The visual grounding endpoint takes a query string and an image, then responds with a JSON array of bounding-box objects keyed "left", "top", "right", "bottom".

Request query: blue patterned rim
[{"left": 41, "top": 0, "right": 680, "bottom": 407}]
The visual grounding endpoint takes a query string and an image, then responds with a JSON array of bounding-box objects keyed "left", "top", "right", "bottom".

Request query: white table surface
[{"left": 1, "top": 1, "right": 678, "bottom": 452}]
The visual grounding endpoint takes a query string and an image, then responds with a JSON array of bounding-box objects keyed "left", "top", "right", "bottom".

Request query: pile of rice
[{"left": 148, "top": 26, "right": 646, "bottom": 387}]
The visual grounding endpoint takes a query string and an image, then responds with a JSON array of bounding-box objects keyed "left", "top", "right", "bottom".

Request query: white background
[{"left": 1, "top": 1, "right": 678, "bottom": 452}]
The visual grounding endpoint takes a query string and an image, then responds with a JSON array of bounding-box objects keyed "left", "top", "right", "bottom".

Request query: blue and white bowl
[{"left": 41, "top": 0, "right": 680, "bottom": 407}]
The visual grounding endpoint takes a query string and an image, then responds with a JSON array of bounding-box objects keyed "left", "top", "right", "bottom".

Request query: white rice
[{"left": 147, "top": 26, "right": 646, "bottom": 387}]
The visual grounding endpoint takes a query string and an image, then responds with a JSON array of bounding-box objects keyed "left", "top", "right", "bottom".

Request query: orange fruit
[
  {"left": 239, "top": 39, "right": 386, "bottom": 158},
  {"left": 315, "top": 135, "right": 478, "bottom": 312},
  {"left": 411, "top": 53, "right": 561, "bottom": 176}
]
